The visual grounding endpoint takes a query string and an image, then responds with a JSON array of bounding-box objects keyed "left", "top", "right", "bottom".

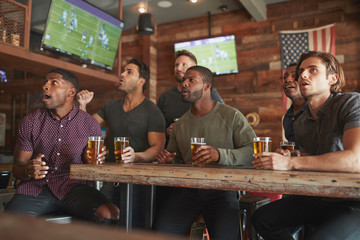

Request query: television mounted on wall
[
  {"left": 41, "top": 0, "right": 124, "bottom": 70},
  {"left": 174, "top": 35, "right": 238, "bottom": 75}
]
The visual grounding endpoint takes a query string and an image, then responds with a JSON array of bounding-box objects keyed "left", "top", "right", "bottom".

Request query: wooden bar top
[{"left": 70, "top": 163, "right": 360, "bottom": 199}]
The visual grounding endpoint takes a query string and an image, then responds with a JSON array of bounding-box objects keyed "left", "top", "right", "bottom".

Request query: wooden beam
[
  {"left": 238, "top": 0, "right": 267, "bottom": 21},
  {"left": 116, "top": 0, "right": 123, "bottom": 78},
  {"left": 24, "top": 0, "right": 32, "bottom": 50},
  {"left": 142, "top": 35, "right": 151, "bottom": 98}
]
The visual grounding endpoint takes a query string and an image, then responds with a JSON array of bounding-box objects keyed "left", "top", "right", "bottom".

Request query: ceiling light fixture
[
  {"left": 137, "top": 0, "right": 155, "bottom": 35},
  {"left": 138, "top": 7, "right": 146, "bottom": 13},
  {"left": 189, "top": 0, "right": 197, "bottom": 3},
  {"left": 158, "top": 1, "right": 172, "bottom": 8}
]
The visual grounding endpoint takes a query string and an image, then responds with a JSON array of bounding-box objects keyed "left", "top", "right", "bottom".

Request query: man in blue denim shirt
[{"left": 252, "top": 51, "right": 360, "bottom": 240}]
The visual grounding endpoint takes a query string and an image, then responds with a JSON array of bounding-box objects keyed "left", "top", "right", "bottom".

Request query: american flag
[{"left": 279, "top": 24, "right": 335, "bottom": 108}]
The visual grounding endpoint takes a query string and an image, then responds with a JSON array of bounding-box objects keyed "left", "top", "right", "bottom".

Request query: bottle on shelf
[
  {"left": 0, "top": 17, "right": 7, "bottom": 43},
  {"left": 11, "top": 22, "right": 20, "bottom": 46}
]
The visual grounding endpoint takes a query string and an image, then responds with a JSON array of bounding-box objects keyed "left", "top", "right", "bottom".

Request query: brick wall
[{"left": 117, "top": 0, "right": 360, "bottom": 149}]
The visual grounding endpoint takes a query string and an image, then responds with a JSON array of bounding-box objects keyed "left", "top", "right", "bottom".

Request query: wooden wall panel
[{"left": 134, "top": 0, "right": 359, "bottom": 149}]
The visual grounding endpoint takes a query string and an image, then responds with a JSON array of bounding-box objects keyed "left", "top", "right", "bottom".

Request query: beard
[
  {"left": 175, "top": 75, "right": 182, "bottom": 83},
  {"left": 175, "top": 72, "right": 185, "bottom": 83},
  {"left": 182, "top": 88, "right": 203, "bottom": 103}
]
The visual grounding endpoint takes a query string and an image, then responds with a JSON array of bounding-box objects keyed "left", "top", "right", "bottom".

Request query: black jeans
[
  {"left": 6, "top": 184, "right": 110, "bottom": 221},
  {"left": 101, "top": 182, "right": 152, "bottom": 229},
  {"left": 251, "top": 195, "right": 360, "bottom": 240},
  {"left": 153, "top": 188, "right": 240, "bottom": 240}
]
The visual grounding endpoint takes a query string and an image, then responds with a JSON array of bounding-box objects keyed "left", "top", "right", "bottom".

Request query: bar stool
[
  {"left": 190, "top": 214, "right": 244, "bottom": 240},
  {"left": 190, "top": 215, "right": 210, "bottom": 240},
  {"left": 44, "top": 214, "right": 72, "bottom": 224},
  {"left": 240, "top": 194, "right": 271, "bottom": 240},
  {"left": 0, "top": 188, "right": 16, "bottom": 211}
]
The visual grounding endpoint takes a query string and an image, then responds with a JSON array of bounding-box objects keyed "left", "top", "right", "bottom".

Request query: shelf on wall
[{"left": 0, "top": 42, "right": 119, "bottom": 91}]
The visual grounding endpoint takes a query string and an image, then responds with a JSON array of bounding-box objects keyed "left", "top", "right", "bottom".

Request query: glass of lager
[
  {"left": 87, "top": 136, "right": 104, "bottom": 164},
  {"left": 280, "top": 141, "right": 295, "bottom": 150},
  {"left": 191, "top": 137, "right": 206, "bottom": 165},
  {"left": 114, "top": 137, "right": 130, "bottom": 163},
  {"left": 253, "top": 137, "right": 272, "bottom": 157}
]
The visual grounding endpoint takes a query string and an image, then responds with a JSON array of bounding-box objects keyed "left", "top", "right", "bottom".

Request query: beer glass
[
  {"left": 253, "top": 137, "right": 272, "bottom": 157},
  {"left": 191, "top": 137, "right": 206, "bottom": 164},
  {"left": 114, "top": 137, "right": 130, "bottom": 163},
  {"left": 88, "top": 136, "right": 104, "bottom": 164},
  {"left": 280, "top": 141, "right": 295, "bottom": 150}
]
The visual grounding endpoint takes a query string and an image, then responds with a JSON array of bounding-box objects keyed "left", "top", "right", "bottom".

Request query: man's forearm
[
  {"left": 292, "top": 149, "right": 360, "bottom": 173},
  {"left": 135, "top": 146, "right": 163, "bottom": 163}
]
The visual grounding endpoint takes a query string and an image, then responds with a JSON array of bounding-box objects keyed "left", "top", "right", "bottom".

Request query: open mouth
[
  {"left": 284, "top": 85, "right": 295, "bottom": 89},
  {"left": 301, "top": 81, "right": 310, "bottom": 87},
  {"left": 42, "top": 93, "right": 51, "bottom": 101},
  {"left": 181, "top": 88, "right": 189, "bottom": 95}
]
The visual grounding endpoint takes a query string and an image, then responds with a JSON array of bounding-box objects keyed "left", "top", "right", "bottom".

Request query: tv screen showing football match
[
  {"left": 174, "top": 35, "right": 239, "bottom": 75},
  {"left": 41, "top": 0, "right": 124, "bottom": 70}
]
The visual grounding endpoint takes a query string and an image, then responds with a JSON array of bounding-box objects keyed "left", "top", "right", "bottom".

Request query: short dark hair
[
  {"left": 48, "top": 68, "right": 79, "bottom": 93},
  {"left": 287, "top": 63, "right": 297, "bottom": 68},
  {"left": 295, "top": 51, "right": 345, "bottom": 93},
  {"left": 128, "top": 59, "right": 150, "bottom": 91},
  {"left": 175, "top": 50, "right": 197, "bottom": 65},
  {"left": 187, "top": 65, "right": 214, "bottom": 88}
]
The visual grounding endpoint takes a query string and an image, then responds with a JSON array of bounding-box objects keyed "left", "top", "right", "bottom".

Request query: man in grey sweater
[{"left": 153, "top": 66, "right": 255, "bottom": 239}]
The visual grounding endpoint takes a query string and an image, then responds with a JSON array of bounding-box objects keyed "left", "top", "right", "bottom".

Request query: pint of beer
[
  {"left": 114, "top": 137, "right": 130, "bottom": 163},
  {"left": 280, "top": 141, "right": 295, "bottom": 150},
  {"left": 191, "top": 137, "right": 206, "bottom": 165},
  {"left": 253, "top": 137, "right": 272, "bottom": 156},
  {"left": 88, "top": 136, "right": 104, "bottom": 164}
]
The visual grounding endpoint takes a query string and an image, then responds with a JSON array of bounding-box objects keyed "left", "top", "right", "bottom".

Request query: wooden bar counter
[{"left": 71, "top": 163, "right": 360, "bottom": 199}]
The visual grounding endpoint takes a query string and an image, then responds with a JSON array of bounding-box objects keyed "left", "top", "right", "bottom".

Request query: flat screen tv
[
  {"left": 174, "top": 35, "right": 238, "bottom": 75},
  {"left": 41, "top": 0, "right": 124, "bottom": 70}
]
